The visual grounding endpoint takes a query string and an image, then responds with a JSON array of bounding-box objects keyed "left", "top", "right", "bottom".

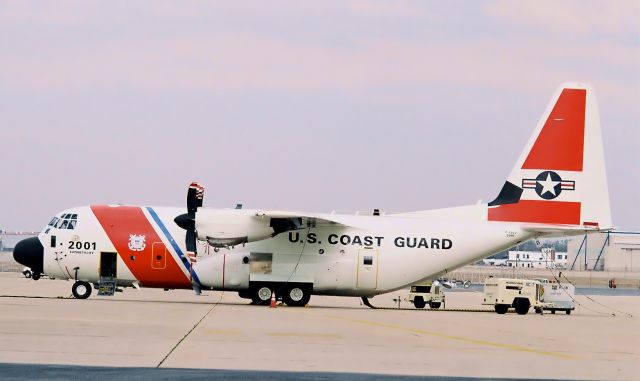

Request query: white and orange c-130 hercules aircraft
[{"left": 14, "top": 83, "right": 611, "bottom": 307}]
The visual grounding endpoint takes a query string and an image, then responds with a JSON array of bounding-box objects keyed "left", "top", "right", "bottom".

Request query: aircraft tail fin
[{"left": 487, "top": 83, "right": 611, "bottom": 228}]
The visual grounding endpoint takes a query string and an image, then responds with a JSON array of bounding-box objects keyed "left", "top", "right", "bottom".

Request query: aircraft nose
[{"left": 13, "top": 237, "right": 44, "bottom": 274}]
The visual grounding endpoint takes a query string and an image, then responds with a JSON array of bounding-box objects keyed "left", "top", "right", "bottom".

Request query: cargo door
[{"left": 356, "top": 249, "right": 378, "bottom": 290}]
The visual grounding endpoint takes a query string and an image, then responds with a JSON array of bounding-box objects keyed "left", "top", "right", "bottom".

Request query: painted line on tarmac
[
  {"left": 327, "top": 315, "right": 577, "bottom": 360},
  {"left": 204, "top": 329, "right": 244, "bottom": 336},
  {"left": 268, "top": 332, "right": 343, "bottom": 339}
]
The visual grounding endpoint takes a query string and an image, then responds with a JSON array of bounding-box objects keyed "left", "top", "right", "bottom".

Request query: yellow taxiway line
[{"left": 328, "top": 315, "right": 576, "bottom": 360}]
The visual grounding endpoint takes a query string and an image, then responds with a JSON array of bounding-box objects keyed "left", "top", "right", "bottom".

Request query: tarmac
[{"left": 0, "top": 273, "right": 638, "bottom": 380}]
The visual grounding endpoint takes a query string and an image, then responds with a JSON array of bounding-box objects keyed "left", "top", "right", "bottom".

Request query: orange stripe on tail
[{"left": 488, "top": 200, "right": 581, "bottom": 225}]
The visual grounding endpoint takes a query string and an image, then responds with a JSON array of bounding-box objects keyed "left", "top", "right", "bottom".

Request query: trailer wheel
[
  {"left": 566, "top": 310, "right": 571, "bottom": 315},
  {"left": 429, "top": 301, "right": 441, "bottom": 309},
  {"left": 551, "top": 309, "right": 556, "bottom": 314},
  {"left": 413, "top": 296, "right": 426, "bottom": 309},
  {"left": 513, "top": 298, "right": 530, "bottom": 315},
  {"left": 72, "top": 281, "right": 92, "bottom": 299},
  {"left": 495, "top": 304, "right": 509, "bottom": 314},
  {"left": 32, "top": 273, "right": 41, "bottom": 281}
]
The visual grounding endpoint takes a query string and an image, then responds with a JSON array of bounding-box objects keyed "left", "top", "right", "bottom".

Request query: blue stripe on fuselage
[{"left": 146, "top": 207, "right": 201, "bottom": 286}]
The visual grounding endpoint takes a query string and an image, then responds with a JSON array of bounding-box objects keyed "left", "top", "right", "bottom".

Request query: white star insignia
[{"left": 538, "top": 173, "right": 559, "bottom": 197}]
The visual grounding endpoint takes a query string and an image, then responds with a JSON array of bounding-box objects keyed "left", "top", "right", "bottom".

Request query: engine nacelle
[{"left": 195, "top": 209, "right": 275, "bottom": 248}]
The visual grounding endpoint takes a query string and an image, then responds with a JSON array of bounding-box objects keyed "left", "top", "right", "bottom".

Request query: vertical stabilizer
[{"left": 488, "top": 83, "right": 611, "bottom": 228}]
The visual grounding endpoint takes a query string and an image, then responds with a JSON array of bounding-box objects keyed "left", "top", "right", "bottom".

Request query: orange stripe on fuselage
[
  {"left": 488, "top": 200, "right": 581, "bottom": 225},
  {"left": 91, "top": 205, "right": 191, "bottom": 288}
]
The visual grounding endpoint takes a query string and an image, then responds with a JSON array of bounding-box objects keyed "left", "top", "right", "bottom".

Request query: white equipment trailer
[
  {"left": 540, "top": 282, "right": 576, "bottom": 314},
  {"left": 408, "top": 282, "right": 445, "bottom": 309},
  {"left": 483, "top": 278, "right": 546, "bottom": 315}
]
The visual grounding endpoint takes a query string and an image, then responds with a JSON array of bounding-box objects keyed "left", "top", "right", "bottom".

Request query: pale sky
[{"left": 1, "top": 1, "right": 638, "bottom": 231}]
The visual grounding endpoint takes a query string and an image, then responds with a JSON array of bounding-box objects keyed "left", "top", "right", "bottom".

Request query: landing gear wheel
[
  {"left": 283, "top": 286, "right": 310, "bottom": 307},
  {"left": 31, "top": 273, "right": 41, "bottom": 281},
  {"left": 72, "top": 281, "right": 92, "bottom": 299},
  {"left": 495, "top": 304, "right": 509, "bottom": 314},
  {"left": 413, "top": 296, "right": 426, "bottom": 309},
  {"left": 429, "top": 301, "right": 441, "bottom": 309},
  {"left": 251, "top": 286, "right": 272, "bottom": 305}
]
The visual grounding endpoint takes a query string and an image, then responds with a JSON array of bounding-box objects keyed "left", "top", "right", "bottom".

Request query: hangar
[{"left": 567, "top": 231, "right": 640, "bottom": 271}]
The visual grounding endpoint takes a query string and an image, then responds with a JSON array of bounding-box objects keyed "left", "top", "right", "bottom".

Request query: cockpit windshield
[{"left": 48, "top": 213, "right": 77, "bottom": 230}]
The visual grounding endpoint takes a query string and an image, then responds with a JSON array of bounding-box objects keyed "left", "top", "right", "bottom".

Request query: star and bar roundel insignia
[{"left": 522, "top": 171, "right": 575, "bottom": 200}]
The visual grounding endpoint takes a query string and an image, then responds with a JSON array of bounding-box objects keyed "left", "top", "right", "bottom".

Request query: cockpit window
[{"left": 48, "top": 214, "right": 77, "bottom": 230}]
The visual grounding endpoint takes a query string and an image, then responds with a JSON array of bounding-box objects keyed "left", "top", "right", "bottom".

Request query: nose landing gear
[{"left": 72, "top": 281, "right": 92, "bottom": 299}]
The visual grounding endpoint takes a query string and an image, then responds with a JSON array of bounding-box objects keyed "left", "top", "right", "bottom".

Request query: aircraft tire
[
  {"left": 495, "top": 304, "right": 509, "bottom": 314},
  {"left": 283, "top": 286, "right": 310, "bottom": 307},
  {"left": 251, "top": 286, "right": 272, "bottom": 305},
  {"left": 429, "top": 301, "right": 441, "bottom": 309},
  {"left": 413, "top": 297, "right": 426, "bottom": 309},
  {"left": 72, "top": 281, "right": 92, "bottom": 299}
]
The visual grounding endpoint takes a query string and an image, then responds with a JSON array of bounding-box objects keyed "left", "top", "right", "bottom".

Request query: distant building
[
  {"left": 507, "top": 248, "right": 567, "bottom": 269},
  {"left": 0, "top": 232, "right": 38, "bottom": 252},
  {"left": 567, "top": 231, "right": 640, "bottom": 272}
]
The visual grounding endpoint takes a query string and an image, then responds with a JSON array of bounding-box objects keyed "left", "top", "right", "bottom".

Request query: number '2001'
[{"left": 68, "top": 241, "right": 96, "bottom": 250}]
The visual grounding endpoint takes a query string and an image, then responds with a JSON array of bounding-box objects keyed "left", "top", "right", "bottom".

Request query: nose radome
[{"left": 13, "top": 237, "right": 44, "bottom": 275}]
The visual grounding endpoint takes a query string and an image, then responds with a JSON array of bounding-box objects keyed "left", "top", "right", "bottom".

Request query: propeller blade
[
  {"left": 187, "top": 182, "right": 205, "bottom": 214},
  {"left": 186, "top": 229, "right": 196, "bottom": 253},
  {"left": 177, "top": 182, "right": 206, "bottom": 296}
]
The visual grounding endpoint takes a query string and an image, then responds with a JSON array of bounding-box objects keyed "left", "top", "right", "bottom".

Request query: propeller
[{"left": 174, "top": 182, "right": 205, "bottom": 294}]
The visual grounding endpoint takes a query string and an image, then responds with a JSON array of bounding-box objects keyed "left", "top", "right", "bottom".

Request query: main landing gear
[
  {"left": 249, "top": 283, "right": 311, "bottom": 307},
  {"left": 72, "top": 281, "right": 92, "bottom": 299}
]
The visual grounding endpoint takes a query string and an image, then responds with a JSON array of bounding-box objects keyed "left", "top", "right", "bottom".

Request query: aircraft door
[
  {"left": 151, "top": 243, "right": 167, "bottom": 269},
  {"left": 100, "top": 252, "right": 117, "bottom": 279},
  {"left": 356, "top": 249, "right": 378, "bottom": 290}
]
